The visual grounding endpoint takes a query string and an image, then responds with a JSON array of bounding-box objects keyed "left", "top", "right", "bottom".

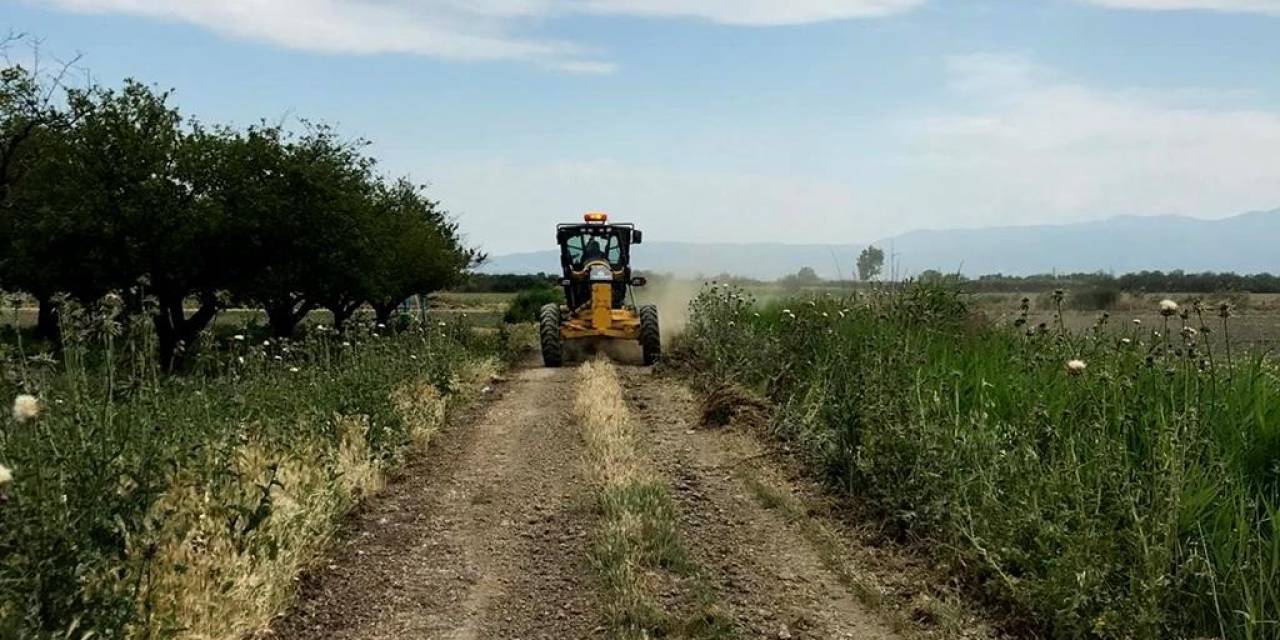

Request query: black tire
[
  {"left": 538, "top": 303, "right": 563, "bottom": 367},
  {"left": 639, "top": 304, "right": 661, "bottom": 366}
]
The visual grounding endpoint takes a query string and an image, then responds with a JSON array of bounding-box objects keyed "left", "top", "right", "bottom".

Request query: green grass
[
  {"left": 681, "top": 284, "right": 1280, "bottom": 640},
  {"left": 0, "top": 310, "right": 510, "bottom": 639}
]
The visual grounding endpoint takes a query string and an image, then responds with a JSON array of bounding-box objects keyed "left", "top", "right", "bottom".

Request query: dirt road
[{"left": 270, "top": 359, "right": 986, "bottom": 639}]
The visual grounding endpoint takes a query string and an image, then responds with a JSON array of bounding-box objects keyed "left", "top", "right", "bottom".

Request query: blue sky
[{"left": 4, "top": 0, "right": 1280, "bottom": 254}]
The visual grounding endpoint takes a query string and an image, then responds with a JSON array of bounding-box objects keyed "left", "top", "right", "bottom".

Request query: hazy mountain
[{"left": 480, "top": 208, "right": 1280, "bottom": 279}]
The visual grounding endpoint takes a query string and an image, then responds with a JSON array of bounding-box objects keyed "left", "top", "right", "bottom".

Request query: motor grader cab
[{"left": 539, "top": 211, "right": 660, "bottom": 367}]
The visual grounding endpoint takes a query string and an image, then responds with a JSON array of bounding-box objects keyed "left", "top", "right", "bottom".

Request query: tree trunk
[
  {"left": 152, "top": 291, "right": 219, "bottom": 371},
  {"left": 371, "top": 300, "right": 400, "bottom": 328},
  {"left": 325, "top": 300, "right": 362, "bottom": 333},
  {"left": 34, "top": 293, "right": 61, "bottom": 344},
  {"left": 265, "top": 297, "right": 315, "bottom": 338}
]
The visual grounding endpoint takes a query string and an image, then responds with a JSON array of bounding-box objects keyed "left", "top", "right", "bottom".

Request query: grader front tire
[
  {"left": 539, "top": 304, "right": 563, "bottom": 367},
  {"left": 639, "top": 304, "right": 661, "bottom": 366}
]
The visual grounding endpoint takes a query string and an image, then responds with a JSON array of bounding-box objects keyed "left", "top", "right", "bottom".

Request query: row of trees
[
  {"left": 1, "top": 45, "right": 476, "bottom": 368},
  {"left": 964, "top": 270, "right": 1280, "bottom": 294}
]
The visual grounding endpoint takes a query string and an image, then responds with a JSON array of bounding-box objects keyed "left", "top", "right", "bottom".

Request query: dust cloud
[{"left": 634, "top": 279, "right": 702, "bottom": 346}]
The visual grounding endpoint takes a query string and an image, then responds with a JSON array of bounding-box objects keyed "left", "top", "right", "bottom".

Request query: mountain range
[{"left": 479, "top": 208, "right": 1280, "bottom": 279}]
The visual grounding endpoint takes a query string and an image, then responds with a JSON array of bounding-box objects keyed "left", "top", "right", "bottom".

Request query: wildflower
[
  {"left": 12, "top": 395, "right": 40, "bottom": 423},
  {"left": 237, "top": 356, "right": 246, "bottom": 365},
  {"left": 1120, "top": 338, "right": 1132, "bottom": 345},
  {"left": 409, "top": 355, "right": 418, "bottom": 360},
  {"left": 288, "top": 366, "right": 300, "bottom": 373},
  {"left": 1133, "top": 318, "right": 1142, "bottom": 325},
  {"left": 1218, "top": 303, "right": 1233, "bottom": 319},
  {"left": 0, "top": 464, "right": 10, "bottom": 487},
  {"left": 1159, "top": 299, "right": 1179, "bottom": 316},
  {"left": 262, "top": 339, "right": 271, "bottom": 347},
  {"left": 376, "top": 323, "right": 386, "bottom": 330},
  {"left": 342, "top": 341, "right": 351, "bottom": 348},
  {"left": 273, "top": 355, "right": 283, "bottom": 361},
  {"left": 233, "top": 334, "right": 246, "bottom": 342},
  {"left": 1066, "top": 359, "right": 1087, "bottom": 375}
]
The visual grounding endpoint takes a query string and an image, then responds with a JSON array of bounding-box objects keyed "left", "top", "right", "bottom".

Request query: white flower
[
  {"left": 1159, "top": 299, "right": 1179, "bottom": 316},
  {"left": 288, "top": 366, "right": 300, "bottom": 373},
  {"left": 12, "top": 394, "right": 40, "bottom": 423},
  {"left": 0, "top": 464, "right": 11, "bottom": 487},
  {"left": 1120, "top": 338, "right": 1132, "bottom": 345},
  {"left": 341, "top": 341, "right": 351, "bottom": 348},
  {"left": 1066, "top": 359, "right": 1087, "bottom": 375},
  {"left": 237, "top": 356, "right": 246, "bottom": 365},
  {"left": 376, "top": 323, "right": 386, "bottom": 330},
  {"left": 273, "top": 355, "right": 283, "bottom": 361},
  {"left": 262, "top": 340, "right": 271, "bottom": 347},
  {"left": 1132, "top": 318, "right": 1142, "bottom": 325},
  {"left": 409, "top": 355, "right": 418, "bottom": 360},
  {"left": 233, "top": 334, "right": 245, "bottom": 342}
]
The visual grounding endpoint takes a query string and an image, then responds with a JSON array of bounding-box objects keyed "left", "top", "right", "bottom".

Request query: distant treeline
[
  {"left": 455, "top": 273, "right": 559, "bottom": 292},
  {"left": 960, "top": 270, "right": 1280, "bottom": 293},
  {"left": 470, "top": 269, "right": 1280, "bottom": 296}
]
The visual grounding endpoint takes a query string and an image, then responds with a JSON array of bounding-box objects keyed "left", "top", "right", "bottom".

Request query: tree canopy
[{"left": 0, "top": 63, "right": 477, "bottom": 368}]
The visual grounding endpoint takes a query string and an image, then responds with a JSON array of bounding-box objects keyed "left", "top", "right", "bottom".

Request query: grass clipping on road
[{"left": 575, "top": 359, "right": 733, "bottom": 639}]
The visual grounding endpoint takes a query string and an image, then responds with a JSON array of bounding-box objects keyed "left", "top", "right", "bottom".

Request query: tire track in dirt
[
  {"left": 617, "top": 367, "right": 905, "bottom": 640},
  {"left": 269, "top": 363, "right": 598, "bottom": 640}
]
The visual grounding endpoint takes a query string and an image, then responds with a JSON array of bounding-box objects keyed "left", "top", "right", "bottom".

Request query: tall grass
[
  {"left": 682, "top": 283, "right": 1280, "bottom": 639},
  {"left": 0, "top": 303, "right": 509, "bottom": 639}
]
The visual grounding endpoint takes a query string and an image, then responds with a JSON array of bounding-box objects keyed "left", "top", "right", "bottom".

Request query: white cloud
[
  {"left": 896, "top": 53, "right": 1280, "bottom": 227},
  {"left": 29, "top": 0, "right": 923, "bottom": 71},
  {"left": 1079, "top": 0, "right": 1280, "bottom": 14},
  {"left": 430, "top": 53, "right": 1280, "bottom": 255},
  {"left": 570, "top": 0, "right": 927, "bottom": 26}
]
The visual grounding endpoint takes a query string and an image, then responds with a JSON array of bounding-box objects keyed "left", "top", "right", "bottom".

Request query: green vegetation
[
  {"left": 1, "top": 43, "right": 505, "bottom": 639},
  {"left": 682, "top": 284, "right": 1279, "bottom": 639},
  {"left": 502, "top": 285, "right": 564, "bottom": 324},
  {"left": 0, "top": 309, "right": 509, "bottom": 638}
]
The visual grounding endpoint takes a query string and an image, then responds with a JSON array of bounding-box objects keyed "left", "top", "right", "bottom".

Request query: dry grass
[
  {"left": 127, "top": 363, "right": 483, "bottom": 640},
  {"left": 574, "top": 359, "right": 734, "bottom": 639}
]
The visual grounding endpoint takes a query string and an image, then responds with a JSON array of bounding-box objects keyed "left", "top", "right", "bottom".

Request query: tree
[
  {"left": 363, "top": 178, "right": 479, "bottom": 327},
  {"left": 46, "top": 81, "right": 232, "bottom": 369},
  {"left": 221, "top": 123, "right": 376, "bottom": 338},
  {"left": 0, "top": 41, "right": 81, "bottom": 340},
  {"left": 857, "top": 245, "right": 885, "bottom": 281}
]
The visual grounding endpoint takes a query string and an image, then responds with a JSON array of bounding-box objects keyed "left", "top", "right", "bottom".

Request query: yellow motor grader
[{"left": 539, "top": 211, "right": 660, "bottom": 367}]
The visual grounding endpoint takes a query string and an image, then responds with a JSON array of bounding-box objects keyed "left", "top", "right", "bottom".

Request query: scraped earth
[{"left": 270, "top": 357, "right": 993, "bottom": 639}]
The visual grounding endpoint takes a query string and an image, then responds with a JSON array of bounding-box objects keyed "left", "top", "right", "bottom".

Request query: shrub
[
  {"left": 503, "top": 286, "right": 564, "bottom": 324},
  {"left": 1069, "top": 284, "right": 1120, "bottom": 310}
]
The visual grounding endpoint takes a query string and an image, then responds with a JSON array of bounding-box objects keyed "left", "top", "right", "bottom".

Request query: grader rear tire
[
  {"left": 539, "top": 304, "right": 563, "bottom": 367},
  {"left": 639, "top": 304, "right": 660, "bottom": 366}
]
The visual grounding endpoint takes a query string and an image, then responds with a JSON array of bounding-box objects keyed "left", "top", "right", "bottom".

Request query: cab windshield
[{"left": 565, "top": 232, "right": 622, "bottom": 268}]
